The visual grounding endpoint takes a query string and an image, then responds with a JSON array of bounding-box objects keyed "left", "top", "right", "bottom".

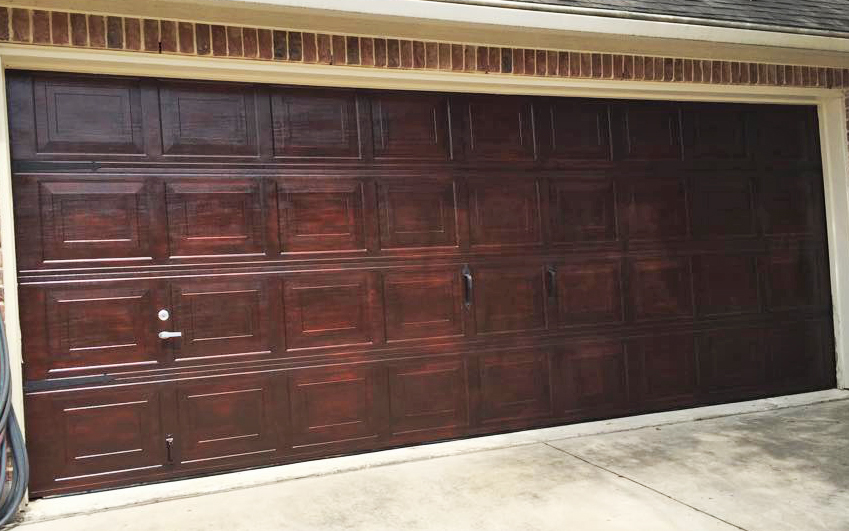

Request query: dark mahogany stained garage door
[{"left": 10, "top": 71, "right": 834, "bottom": 496}]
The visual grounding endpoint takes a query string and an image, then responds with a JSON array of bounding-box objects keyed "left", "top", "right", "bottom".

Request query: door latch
[
  {"left": 158, "top": 331, "right": 183, "bottom": 339},
  {"left": 165, "top": 434, "right": 175, "bottom": 463}
]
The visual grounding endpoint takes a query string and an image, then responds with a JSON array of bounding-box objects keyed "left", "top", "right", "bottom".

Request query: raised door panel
[
  {"left": 620, "top": 178, "right": 687, "bottom": 240},
  {"left": 271, "top": 88, "right": 361, "bottom": 159},
  {"left": 766, "top": 323, "right": 827, "bottom": 389},
  {"left": 629, "top": 258, "right": 693, "bottom": 321},
  {"left": 388, "top": 358, "right": 468, "bottom": 436},
  {"left": 165, "top": 180, "right": 266, "bottom": 258},
  {"left": 24, "top": 283, "right": 165, "bottom": 380},
  {"left": 383, "top": 270, "right": 464, "bottom": 341},
  {"left": 474, "top": 265, "right": 547, "bottom": 335},
  {"left": 698, "top": 329, "right": 766, "bottom": 394},
  {"left": 38, "top": 180, "right": 152, "bottom": 262},
  {"left": 759, "top": 173, "right": 821, "bottom": 235},
  {"left": 468, "top": 179, "right": 542, "bottom": 247},
  {"left": 690, "top": 174, "right": 756, "bottom": 238},
  {"left": 755, "top": 105, "right": 816, "bottom": 161},
  {"left": 683, "top": 105, "right": 750, "bottom": 161},
  {"left": 371, "top": 93, "right": 451, "bottom": 160},
  {"left": 289, "top": 365, "right": 381, "bottom": 450},
  {"left": 557, "top": 342, "right": 627, "bottom": 415},
  {"left": 278, "top": 180, "right": 366, "bottom": 254},
  {"left": 283, "top": 272, "right": 376, "bottom": 350},
  {"left": 615, "top": 103, "right": 682, "bottom": 160},
  {"left": 176, "top": 376, "right": 278, "bottom": 465},
  {"left": 555, "top": 261, "right": 623, "bottom": 326},
  {"left": 761, "top": 250, "right": 821, "bottom": 311},
  {"left": 159, "top": 82, "right": 259, "bottom": 157},
  {"left": 32, "top": 75, "right": 144, "bottom": 155},
  {"left": 462, "top": 95, "right": 536, "bottom": 161},
  {"left": 26, "top": 386, "right": 165, "bottom": 494},
  {"left": 545, "top": 100, "right": 611, "bottom": 161},
  {"left": 377, "top": 180, "right": 458, "bottom": 249},
  {"left": 550, "top": 179, "right": 617, "bottom": 243},
  {"left": 171, "top": 278, "right": 274, "bottom": 363},
  {"left": 478, "top": 351, "right": 552, "bottom": 424},
  {"left": 693, "top": 254, "right": 760, "bottom": 316},
  {"left": 629, "top": 334, "right": 697, "bottom": 408}
]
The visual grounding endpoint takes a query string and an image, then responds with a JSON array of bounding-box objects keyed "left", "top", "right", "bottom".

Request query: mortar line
[{"left": 543, "top": 442, "right": 750, "bottom": 531}]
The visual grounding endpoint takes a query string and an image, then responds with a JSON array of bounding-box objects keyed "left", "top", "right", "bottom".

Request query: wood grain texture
[{"left": 10, "top": 71, "right": 834, "bottom": 497}]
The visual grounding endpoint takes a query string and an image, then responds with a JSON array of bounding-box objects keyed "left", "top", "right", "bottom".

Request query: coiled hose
[{"left": 0, "top": 317, "right": 28, "bottom": 526}]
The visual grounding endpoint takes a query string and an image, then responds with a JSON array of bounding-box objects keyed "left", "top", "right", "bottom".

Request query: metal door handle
[
  {"left": 462, "top": 265, "right": 473, "bottom": 309},
  {"left": 158, "top": 331, "right": 183, "bottom": 339},
  {"left": 547, "top": 265, "right": 557, "bottom": 299}
]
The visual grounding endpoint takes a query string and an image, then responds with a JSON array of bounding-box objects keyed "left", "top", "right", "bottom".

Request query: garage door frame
[{"left": 0, "top": 43, "right": 846, "bottom": 442}]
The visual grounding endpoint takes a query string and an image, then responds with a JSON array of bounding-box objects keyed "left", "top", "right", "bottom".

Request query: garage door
[{"left": 10, "top": 71, "right": 834, "bottom": 496}]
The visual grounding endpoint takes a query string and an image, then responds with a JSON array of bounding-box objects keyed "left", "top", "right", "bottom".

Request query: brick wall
[{"left": 0, "top": 6, "right": 846, "bottom": 89}]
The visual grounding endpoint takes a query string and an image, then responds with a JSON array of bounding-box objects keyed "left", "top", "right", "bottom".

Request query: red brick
[
  {"left": 644, "top": 56, "right": 654, "bottom": 80},
  {"left": 426, "top": 42, "right": 439, "bottom": 69},
  {"left": 512, "top": 49, "right": 524, "bottom": 75},
  {"left": 451, "top": 44, "right": 463, "bottom": 71},
  {"left": 591, "top": 53, "right": 602, "bottom": 78},
  {"left": 673, "top": 58, "right": 683, "bottom": 81},
  {"left": 613, "top": 54, "right": 624, "bottom": 79},
  {"left": 524, "top": 49, "right": 535, "bottom": 76},
  {"left": 739, "top": 62, "right": 750, "bottom": 84},
  {"left": 32, "top": 10, "right": 49, "bottom": 44},
  {"left": 464, "top": 45, "right": 476, "bottom": 72},
  {"left": 300, "top": 32, "right": 315, "bottom": 63},
  {"left": 125, "top": 18, "right": 140, "bottom": 50},
  {"left": 243, "top": 27, "right": 258, "bottom": 58},
  {"left": 257, "top": 29, "right": 272, "bottom": 60},
  {"left": 388, "top": 39, "right": 402, "bottom": 68},
  {"left": 273, "top": 30, "right": 287, "bottom": 60},
  {"left": 501, "top": 48, "right": 512, "bottom": 74},
  {"left": 51, "top": 12, "right": 69, "bottom": 45},
  {"left": 227, "top": 26, "right": 243, "bottom": 57},
  {"left": 317, "top": 34, "right": 332, "bottom": 64},
  {"left": 160, "top": 20, "right": 177, "bottom": 52},
  {"left": 347, "top": 36, "right": 360, "bottom": 65},
  {"left": 143, "top": 19, "right": 158, "bottom": 52},
  {"left": 623, "top": 55, "right": 634, "bottom": 80},
  {"left": 358, "top": 37, "right": 372, "bottom": 66},
  {"left": 489, "top": 47, "right": 501, "bottom": 73},
  {"left": 476, "top": 46, "right": 488, "bottom": 72},
  {"left": 288, "top": 32, "right": 302, "bottom": 61},
  {"left": 88, "top": 15, "right": 105, "bottom": 48},
  {"left": 559, "top": 52, "right": 570, "bottom": 77},
  {"left": 332, "top": 35, "right": 345, "bottom": 65},
  {"left": 439, "top": 43, "right": 451, "bottom": 71},
  {"left": 11, "top": 9, "right": 30, "bottom": 43},
  {"left": 106, "top": 16, "right": 122, "bottom": 49},
  {"left": 683, "top": 59, "right": 693, "bottom": 82},
  {"left": 0, "top": 8, "right": 8, "bottom": 41},
  {"left": 580, "top": 53, "right": 592, "bottom": 78},
  {"left": 211, "top": 25, "right": 227, "bottom": 56},
  {"left": 413, "top": 41, "right": 425, "bottom": 69},
  {"left": 569, "top": 52, "right": 581, "bottom": 77},
  {"left": 535, "top": 50, "right": 546, "bottom": 76},
  {"left": 178, "top": 22, "right": 194, "bottom": 54},
  {"left": 70, "top": 13, "right": 86, "bottom": 46},
  {"left": 400, "top": 40, "right": 412, "bottom": 69},
  {"left": 375, "top": 38, "right": 387, "bottom": 67},
  {"left": 196, "top": 24, "right": 211, "bottom": 55}
]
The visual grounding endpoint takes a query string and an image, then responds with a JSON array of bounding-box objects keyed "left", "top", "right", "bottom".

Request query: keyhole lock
[{"left": 158, "top": 309, "right": 170, "bottom": 321}]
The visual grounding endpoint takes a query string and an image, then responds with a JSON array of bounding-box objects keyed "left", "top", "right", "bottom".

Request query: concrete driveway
[{"left": 17, "top": 391, "right": 849, "bottom": 531}]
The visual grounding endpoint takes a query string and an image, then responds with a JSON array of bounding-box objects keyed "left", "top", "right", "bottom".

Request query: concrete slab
[
  {"left": 21, "top": 389, "right": 848, "bottom": 524},
  {"left": 549, "top": 399, "right": 849, "bottom": 531},
  {"left": 17, "top": 444, "right": 736, "bottom": 531}
]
